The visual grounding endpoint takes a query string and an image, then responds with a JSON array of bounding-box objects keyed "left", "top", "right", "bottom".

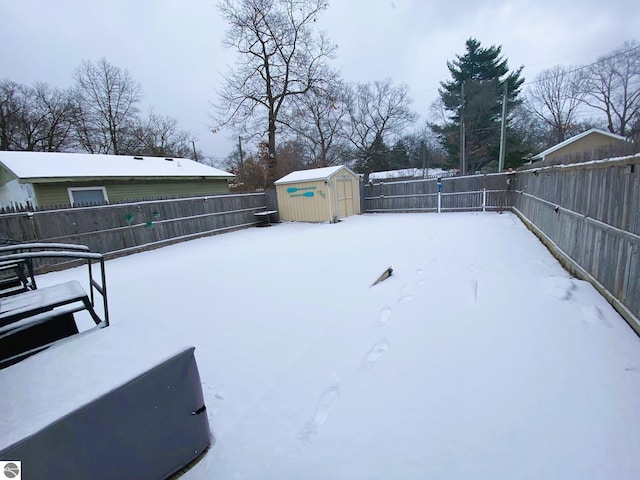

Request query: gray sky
[{"left": 1, "top": 0, "right": 637, "bottom": 164}]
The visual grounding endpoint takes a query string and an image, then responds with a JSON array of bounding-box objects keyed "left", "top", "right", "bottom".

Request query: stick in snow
[{"left": 372, "top": 266, "right": 393, "bottom": 286}]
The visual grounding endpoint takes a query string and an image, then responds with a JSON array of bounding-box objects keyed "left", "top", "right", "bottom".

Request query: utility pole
[
  {"left": 460, "top": 82, "right": 466, "bottom": 176},
  {"left": 192, "top": 141, "right": 198, "bottom": 162},
  {"left": 498, "top": 81, "right": 508, "bottom": 172},
  {"left": 238, "top": 136, "right": 244, "bottom": 177},
  {"left": 426, "top": 143, "right": 430, "bottom": 177}
]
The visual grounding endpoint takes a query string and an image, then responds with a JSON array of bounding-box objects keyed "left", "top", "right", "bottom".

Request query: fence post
[
  {"left": 437, "top": 177, "right": 442, "bottom": 213},
  {"left": 482, "top": 188, "right": 486, "bottom": 212}
]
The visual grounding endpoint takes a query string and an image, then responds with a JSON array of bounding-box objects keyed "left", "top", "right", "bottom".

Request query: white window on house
[{"left": 67, "top": 187, "right": 109, "bottom": 206}]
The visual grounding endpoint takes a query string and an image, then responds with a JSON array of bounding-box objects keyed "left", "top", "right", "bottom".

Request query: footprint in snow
[
  {"left": 545, "top": 277, "right": 577, "bottom": 301},
  {"left": 377, "top": 306, "right": 392, "bottom": 326},
  {"left": 562, "top": 281, "right": 577, "bottom": 301},
  {"left": 299, "top": 382, "right": 340, "bottom": 441},
  {"left": 398, "top": 294, "right": 413, "bottom": 304},
  {"left": 360, "top": 339, "right": 390, "bottom": 371},
  {"left": 416, "top": 268, "right": 423, "bottom": 276},
  {"left": 580, "top": 304, "right": 612, "bottom": 327},
  {"left": 202, "top": 383, "right": 225, "bottom": 401}
]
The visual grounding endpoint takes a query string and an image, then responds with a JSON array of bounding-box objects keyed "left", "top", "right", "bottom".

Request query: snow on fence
[{"left": 0, "top": 192, "right": 269, "bottom": 270}]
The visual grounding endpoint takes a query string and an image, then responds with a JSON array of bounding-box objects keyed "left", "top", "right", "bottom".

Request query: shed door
[{"left": 336, "top": 179, "right": 354, "bottom": 218}]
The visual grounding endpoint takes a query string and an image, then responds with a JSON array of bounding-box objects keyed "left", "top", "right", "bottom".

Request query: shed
[
  {"left": 275, "top": 165, "right": 361, "bottom": 222},
  {"left": 0, "top": 151, "right": 234, "bottom": 208}
]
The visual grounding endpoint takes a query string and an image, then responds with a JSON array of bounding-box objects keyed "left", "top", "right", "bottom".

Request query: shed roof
[
  {"left": 0, "top": 151, "right": 234, "bottom": 182},
  {"left": 274, "top": 165, "right": 354, "bottom": 185},
  {"left": 532, "top": 128, "right": 627, "bottom": 160}
]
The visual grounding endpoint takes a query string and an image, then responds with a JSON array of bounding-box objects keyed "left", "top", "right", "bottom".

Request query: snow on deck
[{"left": 5, "top": 213, "right": 640, "bottom": 479}]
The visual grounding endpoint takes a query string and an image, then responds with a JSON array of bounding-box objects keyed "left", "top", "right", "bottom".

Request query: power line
[
  {"left": 521, "top": 43, "right": 640, "bottom": 87},
  {"left": 523, "top": 47, "right": 619, "bottom": 68}
]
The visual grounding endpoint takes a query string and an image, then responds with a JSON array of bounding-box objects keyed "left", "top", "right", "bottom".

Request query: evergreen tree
[
  {"left": 354, "top": 133, "right": 390, "bottom": 174},
  {"left": 433, "top": 38, "right": 524, "bottom": 173},
  {"left": 389, "top": 139, "right": 410, "bottom": 169}
]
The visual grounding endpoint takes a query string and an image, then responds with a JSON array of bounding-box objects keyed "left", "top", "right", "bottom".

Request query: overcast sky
[{"left": 1, "top": 0, "right": 637, "bottom": 164}]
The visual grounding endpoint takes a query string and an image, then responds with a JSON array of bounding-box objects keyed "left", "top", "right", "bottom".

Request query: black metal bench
[
  {"left": 0, "top": 249, "right": 109, "bottom": 369},
  {"left": 0, "top": 243, "right": 91, "bottom": 297},
  {"left": 0, "top": 259, "right": 31, "bottom": 297},
  {"left": 0, "top": 280, "right": 103, "bottom": 327}
]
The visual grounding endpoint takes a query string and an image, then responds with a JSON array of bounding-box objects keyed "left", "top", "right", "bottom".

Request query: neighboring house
[
  {"left": 531, "top": 129, "right": 629, "bottom": 166},
  {"left": 275, "top": 165, "right": 361, "bottom": 222},
  {"left": 0, "top": 151, "right": 235, "bottom": 208}
]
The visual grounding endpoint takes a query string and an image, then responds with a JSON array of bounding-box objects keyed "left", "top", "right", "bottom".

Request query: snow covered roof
[
  {"left": 274, "top": 165, "right": 354, "bottom": 185},
  {"left": 532, "top": 128, "right": 628, "bottom": 160},
  {"left": 0, "top": 151, "right": 234, "bottom": 182}
]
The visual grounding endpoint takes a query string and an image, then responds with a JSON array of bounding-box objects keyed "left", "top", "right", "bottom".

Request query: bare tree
[
  {"left": 283, "top": 80, "right": 347, "bottom": 167},
  {"left": 224, "top": 141, "right": 269, "bottom": 191},
  {"left": 72, "top": 58, "right": 142, "bottom": 154},
  {"left": 526, "top": 66, "right": 586, "bottom": 144},
  {"left": 397, "top": 127, "right": 448, "bottom": 172},
  {"left": 34, "top": 83, "right": 75, "bottom": 151},
  {"left": 132, "top": 112, "right": 201, "bottom": 159},
  {"left": 342, "top": 78, "right": 417, "bottom": 172},
  {"left": 509, "top": 103, "right": 549, "bottom": 157},
  {"left": 214, "top": 0, "right": 336, "bottom": 185},
  {"left": 2, "top": 68, "right": 202, "bottom": 159},
  {"left": 581, "top": 41, "right": 640, "bottom": 136},
  {"left": 428, "top": 97, "right": 449, "bottom": 126},
  {"left": 0, "top": 80, "right": 23, "bottom": 150},
  {"left": 0, "top": 80, "right": 74, "bottom": 151},
  {"left": 20, "top": 83, "right": 75, "bottom": 151}
]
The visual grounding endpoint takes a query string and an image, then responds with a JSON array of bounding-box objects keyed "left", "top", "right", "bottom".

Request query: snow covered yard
[{"left": 29, "top": 213, "right": 640, "bottom": 479}]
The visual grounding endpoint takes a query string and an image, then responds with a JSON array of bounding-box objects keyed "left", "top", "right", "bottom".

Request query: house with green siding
[{"left": 0, "top": 151, "right": 234, "bottom": 208}]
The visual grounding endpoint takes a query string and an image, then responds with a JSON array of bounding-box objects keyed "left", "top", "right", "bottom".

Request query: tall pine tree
[{"left": 433, "top": 38, "right": 524, "bottom": 173}]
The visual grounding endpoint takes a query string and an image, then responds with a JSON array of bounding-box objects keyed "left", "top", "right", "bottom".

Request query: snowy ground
[{"left": 22, "top": 213, "right": 640, "bottom": 478}]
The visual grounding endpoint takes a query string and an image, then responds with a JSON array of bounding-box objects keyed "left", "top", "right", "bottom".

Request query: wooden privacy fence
[
  {"left": 364, "top": 173, "right": 513, "bottom": 212},
  {"left": 511, "top": 155, "right": 640, "bottom": 334},
  {"left": 0, "top": 192, "right": 269, "bottom": 268}
]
